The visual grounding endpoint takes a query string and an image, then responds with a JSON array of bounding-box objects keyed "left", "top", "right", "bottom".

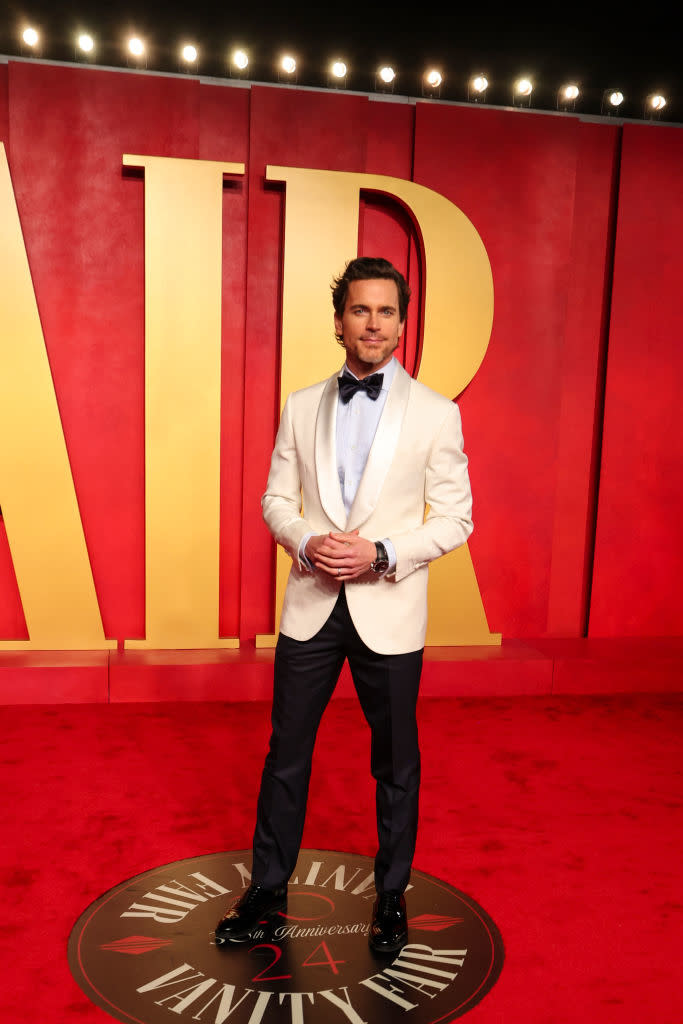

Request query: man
[{"left": 215, "top": 257, "right": 473, "bottom": 953}]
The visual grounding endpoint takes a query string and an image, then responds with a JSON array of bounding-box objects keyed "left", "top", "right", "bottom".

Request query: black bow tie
[{"left": 338, "top": 372, "right": 384, "bottom": 403}]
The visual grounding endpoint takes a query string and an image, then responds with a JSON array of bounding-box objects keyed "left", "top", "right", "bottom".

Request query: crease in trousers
[{"left": 251, "top": 585, "right": 423, "bottom": 893}]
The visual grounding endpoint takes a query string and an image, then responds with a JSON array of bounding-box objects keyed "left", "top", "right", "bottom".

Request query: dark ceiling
[{"left": 2, "top": 4, "right": 680, "bottom": 123}]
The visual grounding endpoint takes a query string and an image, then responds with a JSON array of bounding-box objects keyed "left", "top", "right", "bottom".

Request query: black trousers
[{"left": 252, "top": 586, "right": 423, "bottom": 893}]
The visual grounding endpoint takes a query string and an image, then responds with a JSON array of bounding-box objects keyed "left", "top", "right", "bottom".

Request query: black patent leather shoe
[
  {"left": 368, "top": 890, "right": 408, "bottom": 953},
  {"left": 214, "top": 884, "right": 287, "bottom": 944}
]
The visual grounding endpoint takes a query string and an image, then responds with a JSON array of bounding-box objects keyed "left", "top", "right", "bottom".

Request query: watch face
[{"left": 372, "top": 541, "right": 389, "bottom": 573}]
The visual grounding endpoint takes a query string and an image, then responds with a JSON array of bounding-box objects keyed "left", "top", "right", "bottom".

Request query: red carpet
[{"left": 2, "top": 694, "right": 682, "bottom": 1022}]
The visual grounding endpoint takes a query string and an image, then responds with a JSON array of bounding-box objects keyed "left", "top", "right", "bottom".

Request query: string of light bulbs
[{"left": 14, "top": 26, "right": 671, "bottom": 119}]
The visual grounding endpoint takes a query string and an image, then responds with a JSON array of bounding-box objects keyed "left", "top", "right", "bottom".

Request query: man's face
[{"left": 334, "top": 278, "right": 405, "bottom": 379}]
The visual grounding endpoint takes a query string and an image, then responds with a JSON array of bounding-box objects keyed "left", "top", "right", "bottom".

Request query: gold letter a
[{"left": 0, "top": 143, "right": 113, "bottom": 650}]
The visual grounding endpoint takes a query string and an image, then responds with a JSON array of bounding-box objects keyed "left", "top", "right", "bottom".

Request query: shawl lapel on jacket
[{"left": 314, "top": 362, "right": 411, "bottom": 532}]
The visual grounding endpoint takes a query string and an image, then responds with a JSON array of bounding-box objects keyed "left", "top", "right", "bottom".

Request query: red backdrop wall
[
  {"left": 589, "top": 124, "right": 683, "bottom": 636},
  {"left": 0, "top": 61, "right": 681, "bottom": 646}
]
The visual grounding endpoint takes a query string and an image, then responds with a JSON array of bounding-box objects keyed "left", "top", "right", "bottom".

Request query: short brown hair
[{"left": 331, "top": 257, "right": 411, "bottom": 339}]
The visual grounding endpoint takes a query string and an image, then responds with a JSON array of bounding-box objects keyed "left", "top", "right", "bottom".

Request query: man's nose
[{"left": 366, "top": 310, "right": 380, "bottom": 330}]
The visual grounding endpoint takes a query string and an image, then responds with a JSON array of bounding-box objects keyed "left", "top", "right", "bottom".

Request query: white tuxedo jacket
[{"left": 262, "top": 361, "right": 473, "bottom": 655}]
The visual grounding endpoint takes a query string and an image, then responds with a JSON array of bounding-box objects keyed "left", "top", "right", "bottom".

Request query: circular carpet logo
[{"left": 69, "top": 849, "right": 504, "bottom": 1023}]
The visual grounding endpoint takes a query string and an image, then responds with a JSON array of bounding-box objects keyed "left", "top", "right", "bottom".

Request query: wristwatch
[{"left": 371, "top": 541, "right": 390, "bottom": 574}]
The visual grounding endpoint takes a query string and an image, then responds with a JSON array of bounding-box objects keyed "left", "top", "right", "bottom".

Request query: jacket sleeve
[
  {"left": 261, "top": 395, "right": 314, "bottom": 568},
  {"left": 390, "top": 401, "right": 473, "bottom": 583}
]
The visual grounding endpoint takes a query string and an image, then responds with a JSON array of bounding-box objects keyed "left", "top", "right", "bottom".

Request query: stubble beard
[{"left": 348, "top": 337, "right": 398, "bottom": 375}]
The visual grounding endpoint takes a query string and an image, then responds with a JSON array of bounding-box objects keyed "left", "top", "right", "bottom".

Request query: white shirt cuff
[
  {"left": 381, "top": 538, "right": 397, "bottom": 575},
  {"left": 298, "top": 532, "right": 315, "bottom": 571}
]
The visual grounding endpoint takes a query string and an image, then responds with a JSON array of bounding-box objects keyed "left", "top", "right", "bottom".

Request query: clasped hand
[{"left": 305, "top": 529, "right": 376, "bottom": 580}]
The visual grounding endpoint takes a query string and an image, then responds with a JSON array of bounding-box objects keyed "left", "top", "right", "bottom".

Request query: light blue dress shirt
[{"left": 299, "top": 359, "right": 398, "bottom": 574}]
